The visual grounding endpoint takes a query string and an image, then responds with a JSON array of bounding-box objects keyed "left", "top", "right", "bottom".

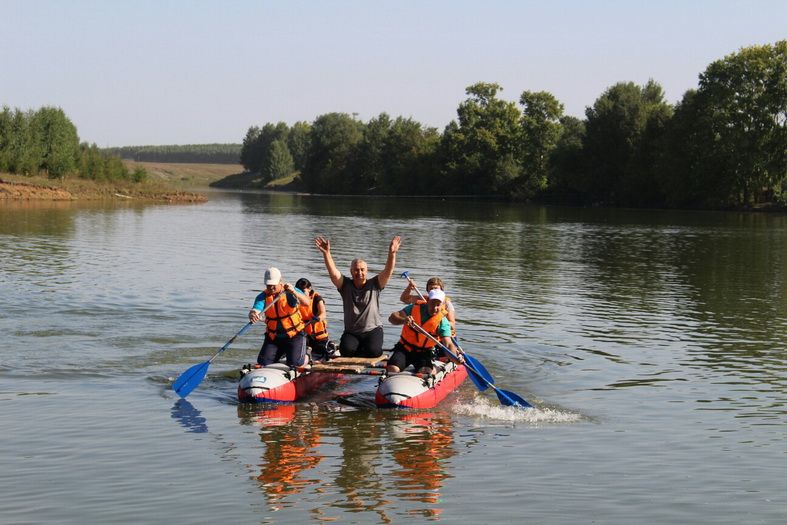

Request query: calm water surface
[{"left": 1, "top": 192, "right": 785, "bottom": 524}]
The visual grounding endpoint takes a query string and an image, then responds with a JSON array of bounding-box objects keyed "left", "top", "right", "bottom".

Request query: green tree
[
  {"left": 240, "top": 126, "right": 261, "bottom": 172},
  {"left": 380, "top": 117, "right": 440, "bottom": 194},
  {"left": 354, "top": 113, "right": 393, "bottom": 192},
  {"left": 266, "top": 139, "right": 294, "bottom": 181},
  {"left": 696, "top": 41, "right": 787, "bottom": 206},
  {"left": 518, "top": 91, "right": 564, "bottom": 198},
  {"left": 441, "top": 82, "right": 523, "bottom": 195},
  {"left": 547, "top": 115, "right": 586, "bottom": 203},
  {"left": 302, "top": 113, "right": 363, "bottom": 193},
  {"left": 31, "top": 106, "right": 80, "bottom": 179},
  {"left": 256, "top": 122, "right": 290, "bottom": 179},
  {"left": 287, "top": 121, "right": 311, "bottom": 172},
  {"left": 8, "top": 109, "right": 41, "bottom": 175},
  {"left": 0, "top": 106, "right": 12, "bottom": 172},
  {"left": 581, "top": 80, "right": 672, "bottom": 205}
]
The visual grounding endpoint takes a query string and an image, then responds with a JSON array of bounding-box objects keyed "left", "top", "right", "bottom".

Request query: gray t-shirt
[{"left": 338, "top": 275, "right": 383, "bottom": 334}]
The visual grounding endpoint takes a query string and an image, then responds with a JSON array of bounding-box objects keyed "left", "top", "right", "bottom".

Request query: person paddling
[
  {"left": 315, "top": 235, "right": 401, "bottom": 358},
  {"left": 387, "top": 289, "right": 463, "bottom": 376},
  {"left": 249, "top": 267, "right": 311, "bottom": 368},
  {"left": 400, "top": 276, "right": 457, "bottom": 335}
]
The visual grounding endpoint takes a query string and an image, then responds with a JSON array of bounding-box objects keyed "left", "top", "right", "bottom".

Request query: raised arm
[
  {"left": 315, "top": 236, "right": 343, "bottom": 290},
  {"left": 376, "top": 235, "right": 401, "bottom": 289},
  {"left": 399, "top": 280, "right": 419, "bottom": 304}
]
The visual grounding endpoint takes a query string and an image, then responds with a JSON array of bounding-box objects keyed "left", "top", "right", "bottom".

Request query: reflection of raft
[
  {"left": 375, "top": 360, "right": 468, "bottom": 409},
  {"left": 237, "top": 357, "right": 387, "bottom": 403}
]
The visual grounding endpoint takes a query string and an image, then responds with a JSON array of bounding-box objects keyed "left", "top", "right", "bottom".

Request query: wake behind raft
[{"left": 237, "top": 356, "right": 468, "bottom": 409}]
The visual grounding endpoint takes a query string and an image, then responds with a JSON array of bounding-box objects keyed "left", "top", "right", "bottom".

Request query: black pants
[
  {"left": 339, "top": 326, "right": 384, "bottom": 358},
  {"left": 258, "top": 333, "right": 306, "bottom": 367},
  {"left": 387, "top": 342, "right": 434, "bottom": 371}
]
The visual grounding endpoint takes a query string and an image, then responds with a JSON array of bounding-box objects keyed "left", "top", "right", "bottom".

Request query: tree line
[
  {"left": 240, "top": 40, "right": 787, "bottom": 209},
  {"left": 0, "top": 106, "right": 146, "bottom": 182},
  {"left": 105, "top": 144, "right": 241, "bottom": 164}
]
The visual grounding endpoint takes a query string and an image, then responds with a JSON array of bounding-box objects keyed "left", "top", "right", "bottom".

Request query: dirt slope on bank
[{"left": 0, "top": 175, "right": 206, "bottom": 203}]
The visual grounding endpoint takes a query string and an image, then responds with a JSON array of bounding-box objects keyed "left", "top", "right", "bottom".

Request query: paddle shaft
[{"left": 401, "top": 271, "right": 427, "bottom": 302}]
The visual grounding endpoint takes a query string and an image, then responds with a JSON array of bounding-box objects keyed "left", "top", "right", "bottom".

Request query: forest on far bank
[
  {"left": 238, "top": 40, "right": 787, "bottom": 210},
  {"left": 3, "top": 40, "right": 785, "bottom": 210}
]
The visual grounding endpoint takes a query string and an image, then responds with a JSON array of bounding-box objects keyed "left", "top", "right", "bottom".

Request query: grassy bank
[
  {"left": 122, "top": 161, "right": 244, "bottom": 189},
  {"left": 0, "top": 171, "right": 207, "bottom": 203},
  {"left": 1, "top": 161, "right": 299, "bottom": 203}
]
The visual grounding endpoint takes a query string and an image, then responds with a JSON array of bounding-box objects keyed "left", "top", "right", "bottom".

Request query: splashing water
[{"left": 453, "top": 395, "right": 582, "bottom": 424}]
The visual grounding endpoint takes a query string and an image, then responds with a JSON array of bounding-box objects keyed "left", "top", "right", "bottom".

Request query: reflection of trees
[{"left": 665, "top": 213, "right": 787, "bottom": 371}]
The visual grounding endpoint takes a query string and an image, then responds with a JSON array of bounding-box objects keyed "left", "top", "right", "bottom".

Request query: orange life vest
[
  {"left": 265, "top": 291, "right": 305, "bottom": 339},
  {"left": 298, "top": 291, "right": 329, "bottom": 341},
  {"left": 399, "top": 304, "right": 446, "bottom": 352}
]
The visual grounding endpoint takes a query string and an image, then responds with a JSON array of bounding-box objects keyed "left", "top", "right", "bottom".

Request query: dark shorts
[
  {"left": 387, "top": 342, "right": 435, "bottom": 371},
  {"left": 258, "top": 333, "right": 306, "bottom": 367},
  {"left": 339, "top": 325, "right": 384, "bottom": 358}
]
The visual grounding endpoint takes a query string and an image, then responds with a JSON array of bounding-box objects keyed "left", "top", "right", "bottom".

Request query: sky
[{"left": 2, "top": 0, "right": 785, "bottom": 147}]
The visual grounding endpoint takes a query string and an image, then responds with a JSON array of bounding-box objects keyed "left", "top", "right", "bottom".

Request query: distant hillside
[
  {"left": 104, "top": 144, "right": 241, "bottom": 164},
  {"left": 121, "top": 161, "right": 243, "bottom": 188}
]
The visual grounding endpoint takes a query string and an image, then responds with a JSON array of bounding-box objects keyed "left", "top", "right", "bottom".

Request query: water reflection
[
  {"left": 237, "top": 403, "right": 457, "bottom": 521},
  {"left": 170, "top": 399, "right": 208, "bottom": 433},
  {"left": 386, "top": 411, "right": 455, "bottom": 520}
]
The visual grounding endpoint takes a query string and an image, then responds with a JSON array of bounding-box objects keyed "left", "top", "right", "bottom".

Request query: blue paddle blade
[
  {"left": 495, "top": 387, "right": 533, "bottom": 408},
  {"left": 172, "top": 361, "right": 210, "bottom": 398},
  {"left": 464, "top": 354, "right": 494, "bottom": 385},
  {"left": 465, "top": 364, "right": 490, "bottom": 391}
]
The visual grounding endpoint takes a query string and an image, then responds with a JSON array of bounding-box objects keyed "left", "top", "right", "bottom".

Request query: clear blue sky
[{"left": 2, "top": 0, "right": 785, "bottom": 147}]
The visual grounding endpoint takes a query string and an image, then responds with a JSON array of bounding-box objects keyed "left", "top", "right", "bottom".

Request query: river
[{"left": 1, "top": 191, "right": 785, "bottom": 524}]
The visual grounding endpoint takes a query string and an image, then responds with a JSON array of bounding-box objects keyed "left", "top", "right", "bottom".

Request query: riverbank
[{"left": 0, "top": 172, "right": 207, "bottom": 203}]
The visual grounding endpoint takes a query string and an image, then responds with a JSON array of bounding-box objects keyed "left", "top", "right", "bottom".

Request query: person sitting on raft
[
  {"left": 387, "top": 288, "right": 464, "bottom": 376},
  {"left": 294, "top": 277, "right": 336, "bottom": 360},
  {"left": 249, "top": 267, "right": 311, "bottom": 368},
  {"left": 400, "top": 276, "right": 457, "bottom": 335}
]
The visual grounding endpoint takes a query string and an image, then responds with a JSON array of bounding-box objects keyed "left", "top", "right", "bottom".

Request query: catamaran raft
[{"left": 237, "top": 355, "right": 469, "bottom": 409}]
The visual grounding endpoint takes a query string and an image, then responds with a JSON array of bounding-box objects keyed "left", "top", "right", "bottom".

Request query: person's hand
[
  {"left": 389, "top": 235, "right": 401, "bottom": 254},
  {"left": 249, "top": 310, "right": 260, "bottom": 323},
  {"left": 283, "top": 283, "right": 294, "bottom": 293},
  {"left": 405, "top": 315, "right": 415, "bottom": 327},
  {"left": 315, "top": 236, "right": 330, "bottom": 254}
]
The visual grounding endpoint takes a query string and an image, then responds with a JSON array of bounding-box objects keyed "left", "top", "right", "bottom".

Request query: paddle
[
  {"left": 409, "top": 321, "right": 532, "bottom": 408},
  {"left": 172, "top": 291, "right": 284, "bottom": 398},
  {"left": 451, "top": 337, "right": 491, "bottom": 392},
  {"left": 400, "top": 271, "right": 495, "bottom": 390}
]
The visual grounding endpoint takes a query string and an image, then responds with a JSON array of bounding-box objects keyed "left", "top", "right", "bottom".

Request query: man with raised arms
[{"left": 314, "top": 235, "right": 401, "bottom": 358}]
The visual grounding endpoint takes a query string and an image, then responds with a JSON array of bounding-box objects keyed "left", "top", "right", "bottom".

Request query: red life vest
[
  {"left": 399, "top": 304, "right": 446, "bottom": 352},
  {"left": 265, "top": 291, "right": 305, "bottom": 339},
  {"left": 298, "top": 291, "right": 329, "bottom": 341}
]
